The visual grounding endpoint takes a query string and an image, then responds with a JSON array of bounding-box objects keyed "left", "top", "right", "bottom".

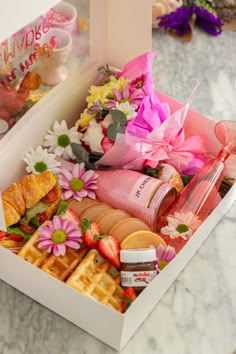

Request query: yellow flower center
[
  {"left": 70, "top": 178, "right": 84, "bottom": 191},
  {"left": 51, "top": 230, "right": 67, "bottom": 244},
  {"left": 176, "top": 224, "right": 189, "bottom": 233}
]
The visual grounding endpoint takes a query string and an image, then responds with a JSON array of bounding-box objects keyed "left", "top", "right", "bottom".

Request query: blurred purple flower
[
  {"left": 193, "top": 3, "right": 223, "bottom": 36},
  {"left": 157, "top": 3, "right": 223, "bottom": 37},
  {"left": 158, "top": 6, "right": 193, "bottom": 36}
]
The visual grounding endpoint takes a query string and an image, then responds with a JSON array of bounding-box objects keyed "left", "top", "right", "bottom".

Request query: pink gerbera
[
  {"left": 58, "top": 162, "right": 98, "bottom": 201},
  {"left": 105, "top": 86, "right": 143, "bottom": 110},
  {"left": 37, "top": 215, "right": 82, "bottom": 256},
  {"left": 156, "top": 244, "right": 176, "bottom": 270}
]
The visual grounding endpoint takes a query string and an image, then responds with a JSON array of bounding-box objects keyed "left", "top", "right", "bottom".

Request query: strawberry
[
  {"left": 61, "top": 208, "right": 80, "bottom": 224},
  {"left": 121, "top": 287, "right": 137, "bottom": 313},
  {"left": 96, "top": 234, "right": 120, "bottom": 269},
  {"left": 80, "top": 219, "right": 101, "bottom": 249}
]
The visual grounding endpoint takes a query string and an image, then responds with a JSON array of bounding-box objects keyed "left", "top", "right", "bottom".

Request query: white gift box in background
[{"left": 0, "top": 0, "right": 236, "bottom": 351}]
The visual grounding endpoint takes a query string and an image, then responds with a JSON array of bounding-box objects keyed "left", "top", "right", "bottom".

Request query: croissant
[{"left": 2, "top": 171, "right": 58, "bottom": 227}]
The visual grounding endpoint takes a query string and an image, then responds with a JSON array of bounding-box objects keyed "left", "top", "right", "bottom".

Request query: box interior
[
  {"left": 0, "top": 0, "right": 235, "bottom": 351},
  {"left": 0, "top": 65, "right": 236, "bottom": 351}
]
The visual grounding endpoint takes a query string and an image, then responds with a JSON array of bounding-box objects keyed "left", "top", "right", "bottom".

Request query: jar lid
[{"left": 120, "top": 248, "right": 156, "bottom": 263}]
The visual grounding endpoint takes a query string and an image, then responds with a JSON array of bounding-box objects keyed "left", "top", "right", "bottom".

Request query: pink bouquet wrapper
[{"left": 96, "top": 84, "right": 207, "bottom": 174}]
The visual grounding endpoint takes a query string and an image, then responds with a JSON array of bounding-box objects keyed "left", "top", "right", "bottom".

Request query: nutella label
[
  {"left": 128, "top": 175, "right": 162, "bottom": 208},
  {"left": 121, "top": 270, "right": 157, "bottom": 287}
]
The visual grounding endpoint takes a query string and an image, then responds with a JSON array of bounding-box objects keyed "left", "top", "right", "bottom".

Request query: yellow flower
[
  {"left": 108, "top": 76, "right": 130, "bottom": 92},
  {"left": 87, "top": 85, "right": 111, "bottom": 105},
  {"left": 76, "top": 110, "right": 96, "bottom": 128},
  {"left": 86, "top": 77, "right": 130, "bottom": 106}
]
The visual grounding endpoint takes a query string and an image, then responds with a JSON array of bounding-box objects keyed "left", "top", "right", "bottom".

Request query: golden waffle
[
  {"left": 66, "top": 249, "right": 124, "bottom": 312},
  {"left": 18, "top": 229, "right": 89, "bottom": 281},
  {"left": 41, "top": 246, "right": 88, "bottom": 281},
  {"left": 18, "top": 230, "right": 49, "bottom": 267}
]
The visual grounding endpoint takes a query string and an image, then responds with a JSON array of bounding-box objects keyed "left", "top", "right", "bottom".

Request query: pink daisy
[
  {"left": 105, "top": 86, "right": 143, "bottom": 110},
  {"left": 58, "top": 162, "right": 98, "bottom": 201},
  {"left": 156, "top": 244, "right": 176, "bottom": 270},
  {"left": 37, "top": 215, "right": 82, "bottom": 256}
]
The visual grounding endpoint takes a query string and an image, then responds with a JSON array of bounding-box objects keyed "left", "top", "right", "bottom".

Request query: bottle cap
[{"left": 120, "top": 248, "right": 156, "bottom": 263}]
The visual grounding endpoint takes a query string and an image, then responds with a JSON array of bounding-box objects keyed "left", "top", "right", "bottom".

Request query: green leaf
[
  {"left": 57, "top": 200, "right": 68, "bottom": 216},
  {"left": 80, "top": 218, "right": 92, "bottom": 232},
  {"left": 93, "top": 233, "right": 107, "bottom": 240},
  {"left": 143, "top": 166, "right": 164, "bottom": 178},
  {"left": 110, "top": 109, "right": 127, "bottom": 125},
  {"left": 7, "top": 226, "right": 32, "bottom": 240},
  {"left": 84, "top": 161, "right": 96, "bottom": 171},
  {"left": 30, "top": 216, "right": 40, "bottom": 228},
  {"left": 71, "top": 143, "right": 90, "bottom": 162},
  {"left": 107, "top": 123, "right": 126, "bottom": 142},
  {"left": 180, "top": 174, "right": 193, "bottom": 187},
  {"left": 96, "top": 109, "right": 109, "bottom": 120}
]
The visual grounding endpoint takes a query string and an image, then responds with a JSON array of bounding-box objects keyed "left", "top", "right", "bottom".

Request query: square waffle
[
  {"left": 18, "top": 230, "right": 88, "bottom": 281},
  {"left": 66, "top": 249, "right": 124, "bottom": 312},
  {"left": 41, "top": 246, "right": 88, "bottom": 281},
  {"left": 18, "top": 230, "right": 49, "bottom": 267}
]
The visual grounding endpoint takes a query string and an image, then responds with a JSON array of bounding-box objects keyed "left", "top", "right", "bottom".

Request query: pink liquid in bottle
[{"left": 95, "top": 169, "right": 177, "bottom": 231}]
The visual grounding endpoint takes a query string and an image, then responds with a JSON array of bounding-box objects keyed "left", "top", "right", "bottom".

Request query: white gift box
[{"left": 0, "top": 0, "right": 236, "bottom": 351}]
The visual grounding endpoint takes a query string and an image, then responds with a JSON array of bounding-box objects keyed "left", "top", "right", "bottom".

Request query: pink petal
[
  {"left": 37, "top": 236, "right": 51, "bottom": 242},
  {"left": 63, "top": 190, "right": 74, "bottom": 200},
  {"left": 53, "top": 243, "right": 66, "bottom": 256},
  {"left": 60, "top": 168, "right": 73, "bottom": 181},
  {"left": 123, "top": 86, "right": 129, "bottom": 99},
  {"left": 113, "top": 88, "right": 121, "bottom": 101},
  {"left": 85, "top": 183, "right": 97, "bottom": 190},
  {"left": 73, "top": 163, "right": 85, "bottom": 178},
  {"left": 76, "top": 190, "right": 87, "bottom": 199},
  {"left": 72, "top": 163, "right": 81, "bottom": 178},
  {"left": 164, "top": 246, "right": 176, "bottom": 262},
  {"left": 39, "top": 228, "right": 53, "bottom": 238},
  {"left": 64, "top": 221, "right": 78, "bottom": 234},
  {"left": 74, "top": 195, "right": 82, "bottom": 202},
  {"left": 52, "top": 215, "right": 61, "bottom": 230},
  {"left": 85, "top": 195, "right": 96, "bottom": 200},
  {"left": 156, "top": 244, "right": 165, "bottom": 260},
  {"left": 38, "top": 240, "right": 54, "bottom": 249},
  {"left": 82, "top": 170, "right": 97, "bottom": 183},
  {"left": 67, "top": 230, "right": 82, "bottom": 239},
  {"left": 65, "top": 240, "right": 80, "bottom": 249},
  {"left": 59, "top": 177, "right": 70, "bottom": 189},
  {"left": 87, "top": 191, "right": 96, "bottom": 199}
]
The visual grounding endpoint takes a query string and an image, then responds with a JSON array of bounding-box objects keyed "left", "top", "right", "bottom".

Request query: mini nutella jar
[{"left": 120, "top": 248, "right": 158, "bottom": 294}]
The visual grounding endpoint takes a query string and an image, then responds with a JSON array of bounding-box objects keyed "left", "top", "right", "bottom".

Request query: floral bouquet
[{"left": 72, "top": 52, "right": 207, "bottom": 176}]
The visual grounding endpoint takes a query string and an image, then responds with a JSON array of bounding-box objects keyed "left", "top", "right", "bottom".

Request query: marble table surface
[{"left": 1, "top": 28, "right": 236, "bottom": 354}]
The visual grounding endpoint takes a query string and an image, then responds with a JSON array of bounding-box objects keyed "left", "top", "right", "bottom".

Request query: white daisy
[
  {"left": 160, "top": 212, "right": 202, "bottom": 240},
  {"left": 43, "top": 120, "right": 83, "bottom": 160},
  {"left": 23, "top": 146, "right": 61, "bottom": 174},
  {"left": 115, "top": 101, "right": 136, "bottom": 120}
]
